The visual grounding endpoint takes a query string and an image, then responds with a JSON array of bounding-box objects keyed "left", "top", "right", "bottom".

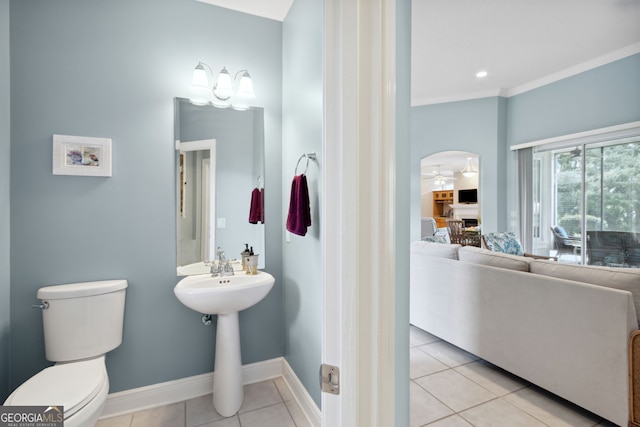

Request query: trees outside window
[{"left": 555, "top": 139, "right": 640, "bottom": 237}]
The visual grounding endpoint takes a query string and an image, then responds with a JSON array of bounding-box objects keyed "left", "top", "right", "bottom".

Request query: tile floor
[
  {"left": 95, "top": 377, "right": 311, "bottom": 427},
  {"left": 410, "top": 325, "right": 618, "bottom": 427},
  {"left": 96, "top": 327, "right": 622, "bottom": 427}
]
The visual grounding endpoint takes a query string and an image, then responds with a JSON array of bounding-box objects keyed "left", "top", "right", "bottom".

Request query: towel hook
[
  {"left": 256, "top": 175, "right": 262, "bottom": 188},
  {"left": 294, "top": 153, "right": 317, "bottom": 175}
]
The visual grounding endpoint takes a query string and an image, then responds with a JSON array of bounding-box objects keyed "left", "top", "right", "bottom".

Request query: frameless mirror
[{"left": 175, "top": 98, "right": 265, "bottom": 275}]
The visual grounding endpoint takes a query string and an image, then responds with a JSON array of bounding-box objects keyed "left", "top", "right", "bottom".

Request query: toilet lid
[{"left": 8, "top": 358, "right": 106, "bottom": 418}]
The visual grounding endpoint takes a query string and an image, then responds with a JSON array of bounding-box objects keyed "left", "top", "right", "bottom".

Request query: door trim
[{"left": 322, "top": 0, "right": 397, "bottom": 425}]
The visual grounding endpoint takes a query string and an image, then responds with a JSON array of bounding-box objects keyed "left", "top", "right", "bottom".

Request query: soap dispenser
[{"left": 241, "top": 243, "right": 251, "bottom": 271}]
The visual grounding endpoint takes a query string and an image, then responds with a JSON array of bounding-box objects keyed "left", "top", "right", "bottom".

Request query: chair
[
  {"left": 421, "top": 217, "right": 437, "bottom": 238},
  {"left": 482, "top": 231, "right": 557, "bottom": 260},
  {"left": 446, "top": 220, "right": 466, "bottom": 245},
  {"left": 587, "top": 231, "right": 626, "bottom": 266},
  {"left": 550, "top": 226, "right": 581, "bottom": 258}
]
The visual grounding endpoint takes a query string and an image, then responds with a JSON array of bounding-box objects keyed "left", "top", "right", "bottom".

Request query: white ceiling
[
  {"left": 196, "top": 0, "right": 293, "bottom": 21},
  {"left": 421, "top": 151, "right": 477, "bottom": 176},
  {"left": 199, "top": 1, "right": 640, "bottom": 180},
  {"left": 412, "top": 0, "right": 640, "bottom": 105},
  {"left": 199, "top": 0, "right": 640, "bottom": 106}
]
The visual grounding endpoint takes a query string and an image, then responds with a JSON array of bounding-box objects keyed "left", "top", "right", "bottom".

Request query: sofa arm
[{"left": 630, "top": 330, "right": 640, "bottom": 426}]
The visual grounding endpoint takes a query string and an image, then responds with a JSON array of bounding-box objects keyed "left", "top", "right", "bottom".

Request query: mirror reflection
[{"left": 175, "top": 98, "right": 265, "bottom": 275}]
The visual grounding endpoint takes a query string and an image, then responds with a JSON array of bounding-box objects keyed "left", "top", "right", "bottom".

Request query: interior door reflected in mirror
[{"left": 175, "top": 98, "right": 265, "bottom": 276}]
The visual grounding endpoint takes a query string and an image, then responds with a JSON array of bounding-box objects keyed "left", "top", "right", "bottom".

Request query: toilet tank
[{"left": 36, "top": 280, "right": 127, "bottom": 362}]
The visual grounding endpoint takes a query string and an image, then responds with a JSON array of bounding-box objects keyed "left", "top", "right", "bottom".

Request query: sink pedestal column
[{"left": 213, "top": 312, "right": 243, "bottom": 417}]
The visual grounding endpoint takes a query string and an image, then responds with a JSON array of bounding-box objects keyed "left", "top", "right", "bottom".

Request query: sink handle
[
  {"left": 205, "top": 260, "right": 222, "bottom": 276},
  {"left": 221, "top": 260, "right": 235, "bottom": 276}
]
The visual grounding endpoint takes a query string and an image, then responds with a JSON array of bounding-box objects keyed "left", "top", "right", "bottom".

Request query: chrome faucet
[{"left": 216, "top": 247, "right": 234, "bottom": 276}]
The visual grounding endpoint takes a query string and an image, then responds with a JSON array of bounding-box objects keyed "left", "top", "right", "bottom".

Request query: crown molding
[
  {"left": 507, "top": 41, "right": 640, "bottom": 97},
  {"left": 411, "top": 88, "right": 507, "bottom": 107},
  {"left": 510, "top": 121, "right": 640, "bottom": 151},
  {"left": 413, "top": 42, "right": 640, "bottom": 107}
]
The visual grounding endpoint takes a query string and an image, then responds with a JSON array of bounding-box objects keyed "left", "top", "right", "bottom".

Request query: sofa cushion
[
  {"left": 458, "top": 246, "right": 533, "bottom": 272},
  {"left": 411, "top": 241, "right": 460, "bottom": 259},
  {"left": 530, "top": 260, "right": 640, "bottom": 322}
]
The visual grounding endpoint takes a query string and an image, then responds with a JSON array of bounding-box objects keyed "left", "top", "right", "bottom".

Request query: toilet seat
[{"left": 5, "top": 357, "right": 107, "bottom": 419}]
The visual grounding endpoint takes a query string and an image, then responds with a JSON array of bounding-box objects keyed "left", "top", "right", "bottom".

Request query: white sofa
[{"left": 410, "top": 241, "right": 640, "bottom": 427}]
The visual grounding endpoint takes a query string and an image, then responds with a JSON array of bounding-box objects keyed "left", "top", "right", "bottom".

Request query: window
[{"left": 533, "top": 135, "right": 640, "bottom": 266}]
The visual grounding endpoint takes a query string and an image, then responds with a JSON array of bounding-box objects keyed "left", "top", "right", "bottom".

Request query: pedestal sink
[{"left": 174, "top": 271, "right": 275, "bottom": 416}]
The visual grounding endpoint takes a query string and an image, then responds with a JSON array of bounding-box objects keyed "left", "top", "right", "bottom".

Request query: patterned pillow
[
  {"left": 421, "top": 235, "right": 447, "bottom": 243},
  {"left": 483, "top": 232, "right": 524, "bottom": 256}
]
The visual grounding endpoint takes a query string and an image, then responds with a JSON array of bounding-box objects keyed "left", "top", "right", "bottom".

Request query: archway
[{"left": 419, "top": 151, "right": 480, "bottom": 238}]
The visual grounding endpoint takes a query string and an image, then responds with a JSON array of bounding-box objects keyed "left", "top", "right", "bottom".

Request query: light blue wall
[
  {"left": 411, "top": 97, "right": 508, "bottom": 238},
  {"left": 507, "top": 53, "right": 640, "bottom": 146},
  {"left": 505, "top": 54, "right": 640, "bottom": 232},
  {"left": 1, "top": 0, "right": 10, "bottom": 402},
  {"left": 8, "top": 0, "right": 282, "bottom": 397},
  {"left": 282, "top": 0, "right": 323, "bottom": 408},
  {"left": 411, "top": 54, "right": 640, "bottom": 243},
  {"left": 395, "top": 0, "right": 411, "bottom": 425}
]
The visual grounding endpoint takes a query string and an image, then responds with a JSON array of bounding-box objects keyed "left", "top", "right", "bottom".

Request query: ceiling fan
[
  {"left": 421, "top": 165, "right": 456, "bottom": 185},
  {"left": 569, "top": 146, "right": 582, "bottom": 158}
]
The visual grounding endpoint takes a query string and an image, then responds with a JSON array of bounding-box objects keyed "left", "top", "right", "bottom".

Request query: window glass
[{"left": 534, "top": 136, "right": 640, "bottom": 266}]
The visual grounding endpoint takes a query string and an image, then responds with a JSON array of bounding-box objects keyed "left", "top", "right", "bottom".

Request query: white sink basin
[
  {"left": 173, "top": 270, "right": 276, "bottom": 417},
  {"left": 174, "top": 271, "right": 274, "bottom": 314}
]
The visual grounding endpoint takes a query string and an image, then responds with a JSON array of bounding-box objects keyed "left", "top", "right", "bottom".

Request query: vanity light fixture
[
  {"left": 191, "top": 62, "right": 256, "bottom": 110},
  {"left": 475, "top": 70, "right": 488, "bottom": 78},
  {"left": 461, "top": 157, "right": 478, "bottom": 177}
]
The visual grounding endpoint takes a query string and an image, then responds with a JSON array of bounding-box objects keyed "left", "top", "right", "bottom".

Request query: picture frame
[{"left": 52, "top": 134, "right": 112, "bottom": 177}]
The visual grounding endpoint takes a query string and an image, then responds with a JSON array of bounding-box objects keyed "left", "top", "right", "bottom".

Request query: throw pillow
[{"left": 483, "top": 232, "right": 524, "bottom": 256}]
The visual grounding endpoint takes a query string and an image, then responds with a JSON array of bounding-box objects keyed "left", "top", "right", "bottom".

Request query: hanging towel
[
  {"left": 286, "top": 174, "right": 311, "bottom": 236},
  {"left": 249, "top": 187, "right": 264, "bottom": 224}
]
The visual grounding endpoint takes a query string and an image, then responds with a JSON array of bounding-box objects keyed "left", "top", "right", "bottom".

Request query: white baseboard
[
  {"left": 101, "top": 357, "right": 320, "bottom": 427},
  {"left": 281, "top": 359, "right": 322, "bottom": 426}
]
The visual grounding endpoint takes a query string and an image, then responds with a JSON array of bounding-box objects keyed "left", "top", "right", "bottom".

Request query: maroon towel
[
  {"left": 249, "top": 187, "right": 264, "bottom": 224},
  {"left": 286, "top": 174, "right": 311, "bottom": 236}
]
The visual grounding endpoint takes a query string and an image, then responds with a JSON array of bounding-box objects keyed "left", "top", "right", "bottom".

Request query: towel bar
[{"left": 294, "top": 152, "right": 317, "bottom": 175}]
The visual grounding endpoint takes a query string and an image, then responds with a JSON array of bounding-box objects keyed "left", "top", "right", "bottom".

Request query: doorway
[{"left": 420, "top": 151, "right": 480, "bottom": 239}]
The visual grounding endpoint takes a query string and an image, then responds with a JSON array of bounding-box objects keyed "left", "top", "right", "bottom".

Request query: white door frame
[{"left": 322, "top": 0, "right": 397, "bottom": 425}]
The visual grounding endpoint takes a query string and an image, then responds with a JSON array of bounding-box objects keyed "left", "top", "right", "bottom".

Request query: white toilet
[{"left": 4, "top": 279, "right": 127, "bottom": 427}]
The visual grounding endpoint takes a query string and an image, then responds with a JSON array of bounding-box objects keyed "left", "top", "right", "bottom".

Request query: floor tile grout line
[
  {"left": 281, "top": 400, "right": 301, "bottom": 427},
  {"left": 411, "top": 368, "right": 462, "bottom": 415},
  {"left": 410, "top": 326, "right": 611, "bottom": 427},
  {"left": 449, "top": 361, "right": 530, "bottom": 398},
  {"left": 414, "top": 365, "right": 539, "bottom": 426},
  {"left": 415, "top": 344, "right": 534, "bottom": 401},
  {"left": 272, "top": 378, "right": 289, "bottom": 403},
  {"left": 416, "top": 363, "right": 602, "bottom": 427},
  {"left": 488, "top": 394, "right": 555, "bottom": 427}
]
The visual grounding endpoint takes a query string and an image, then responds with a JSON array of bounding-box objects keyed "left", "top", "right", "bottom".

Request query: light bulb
[
  {"left": 192, "top": 63, "right": 209, "bottom": 88},
  {"left": 214, "top": 67, "right": 233, "bottom": 99}
]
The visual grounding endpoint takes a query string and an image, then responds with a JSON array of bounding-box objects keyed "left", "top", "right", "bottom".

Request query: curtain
[{"left": 518, "top": 148, "right": 533, "bottom": 252}]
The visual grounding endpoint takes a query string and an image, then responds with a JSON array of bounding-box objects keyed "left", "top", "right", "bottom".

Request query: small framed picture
[{"left": 53, "top": 134, "right": 112, "bottom": 177}]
